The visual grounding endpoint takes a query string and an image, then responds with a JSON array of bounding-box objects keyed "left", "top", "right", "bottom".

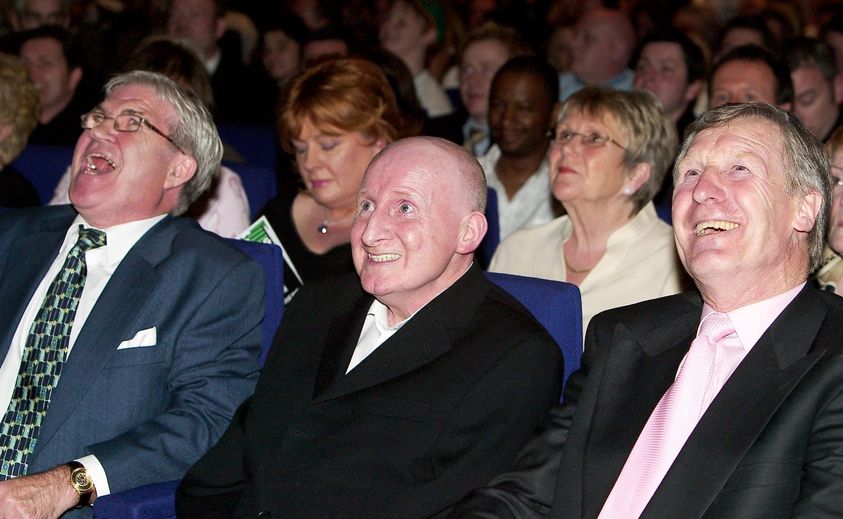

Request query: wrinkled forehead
[
  {"left": 682, "top": 117, "right": 784, "bottom": 164},
  {"left": 101, "top": 84, "right": 173, "bottom": 121},
  {"left": 365, "top": 144, "right": 457, "bottom": 194}
]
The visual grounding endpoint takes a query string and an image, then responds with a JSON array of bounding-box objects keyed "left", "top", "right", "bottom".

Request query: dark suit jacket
[
  {"left": 0, "top": 206, "right": 263, "bottom": 517},
  {"left": 451, "top": 286, "right": 843, "bottom": 518},
  {"left": 176, "top": 265, "right": 563, "bottom": 519}
]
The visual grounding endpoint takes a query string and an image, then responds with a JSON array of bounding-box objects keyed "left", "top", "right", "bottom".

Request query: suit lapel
[
  {"left": 32, "top": 218, "right": 179, "bottom": 458},
  {"left": 313, "top": 296, "right": 371, "bottom": 398},
  {"left": 581, "top": 298, "right": 700, "bottom": 518},
  {"left": 313, "top": 265, "right": 489, "bottom": 403},
  {"left": 0, "top": 209, "right": 76, "bottom": 360},
  {"left": 643, "top": 286, "right": 828, "bottom": 517}
]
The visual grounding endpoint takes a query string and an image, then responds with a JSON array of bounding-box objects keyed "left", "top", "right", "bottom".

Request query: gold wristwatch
[{"left": 65, "top": 461, "right": 94, "bottom": 508}]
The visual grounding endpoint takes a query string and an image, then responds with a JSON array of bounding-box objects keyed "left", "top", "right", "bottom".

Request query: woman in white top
[{"left": 490, "top": 86, "right": 689, "bottom": 332}]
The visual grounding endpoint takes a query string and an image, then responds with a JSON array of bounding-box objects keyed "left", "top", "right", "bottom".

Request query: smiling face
[
  {"left": 292, "top": 118, "right": 384, "bottom": 211},
  {"left": 351, "top": 140, "right": 482, "bottom": 322},
  {"left": 710, "top": 59, "right": 779, "bottom": 109},
  {"left": 791, "top": 65, "right": 839, "bottom": 141},
  {"left": 459, "top": 39, "right": 510, "bottom": 124},
  {"left": 672, "top": 118, "right": 817, "bottom": 306},
  {"left": 69, "top": 84, "right": 194, "bottom": 228},
  {"left": 488, "top": 70, "right": 555, "bottom": 159}
]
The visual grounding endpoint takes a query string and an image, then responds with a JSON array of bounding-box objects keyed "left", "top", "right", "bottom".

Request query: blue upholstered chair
[
  {"left": 485, "top": 272, "right": 583, "bottom": 387},
  {"left": 10, "top": 144, "right": 74, "bottom": 204},
  {"left": 223, "top": 162, "right": 278, "bottom": 220},
  {"left": 92, "top": 239, "right": 284, "bottom": 519},
  {"left": 217, "top": 123, "right": 278, "bottom": 169}
]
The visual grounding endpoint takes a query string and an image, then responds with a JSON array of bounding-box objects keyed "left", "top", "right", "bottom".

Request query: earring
[{"left": 623, "top": 187, "right": 632, "bottom": 195}]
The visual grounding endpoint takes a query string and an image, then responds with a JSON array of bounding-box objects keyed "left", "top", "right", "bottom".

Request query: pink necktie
[{"left": 598, "top": 312, "right": 736, "bottom": 519}]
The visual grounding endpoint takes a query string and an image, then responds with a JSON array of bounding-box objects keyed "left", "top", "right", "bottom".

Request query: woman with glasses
[
  {"left": 259, "top": 57, "right": 408, "bottom": 285},
  {"left": 489, "top": 86, "right": 688, "bottom": 332},
  {"left": 814, "top": 125, "right": 843, "bottom": 293}
]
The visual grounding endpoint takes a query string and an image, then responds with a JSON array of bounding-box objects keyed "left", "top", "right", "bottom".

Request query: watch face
[{"left": 71, "top": 468, "right": 93, "bottom": 492}]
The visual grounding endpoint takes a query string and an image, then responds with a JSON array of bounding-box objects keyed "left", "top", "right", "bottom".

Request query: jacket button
[{"left": 257, "top": 512, "right": 271, "bottom": 519}]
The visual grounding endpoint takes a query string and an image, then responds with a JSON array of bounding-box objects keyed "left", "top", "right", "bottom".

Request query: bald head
[
  {"left": 368, "top": 136, "right": 488, "bottom": 213},
  {"left": 570, "top": 8, "right": 636, "bottom": 83},
  {"left": 352, "top": 136, "right": 489, "bottom": 323}
]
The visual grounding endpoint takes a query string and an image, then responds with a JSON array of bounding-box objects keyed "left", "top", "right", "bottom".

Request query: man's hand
[{"left": 0, "top": 465, "right": 92, "bottom": 519}]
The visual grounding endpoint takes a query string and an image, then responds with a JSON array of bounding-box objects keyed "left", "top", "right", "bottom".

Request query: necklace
[
  {"left": 317, "top": 211, "right": 354, "bottom": 234},
  {"left": 564, "top": 256, "right": 593, "bottom": 274}
]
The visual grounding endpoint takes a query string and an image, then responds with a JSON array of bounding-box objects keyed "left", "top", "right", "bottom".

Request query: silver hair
[
  {"left": 104, "top": 70, "right": 223, "bottom": 215},
  {"left": 674, "top": 102, "right": 831, "bottom": 273}
]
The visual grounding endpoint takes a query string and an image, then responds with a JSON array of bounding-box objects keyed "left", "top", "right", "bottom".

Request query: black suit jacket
[
  {"left": 177, "top": 265, "right": 563, "bottom": 519},
  {"left": 451, "top": 286, "right": 843, "bottom": 518}
]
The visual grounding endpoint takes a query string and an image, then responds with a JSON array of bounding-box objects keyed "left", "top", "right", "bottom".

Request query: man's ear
[
  {"left": 793, "top": 190, "right": 823, "bottom": 233},
  {"left": 684, "top": 79, "right": 702, "bottom": 103},
  {"left": 456, "top": 211, "right": 488, "bottom": 255},
  {"left": 164, "top": 155, "right": 197, "bottom": 190},
  {"left": 68, "top": 66, "right": 83, "bottom": 92},
  {"left": 421, "top": 25, "right": 437, "bottom": 48},
  {"left": 834, "top": 72, "right": 843, "bottom": 104}
]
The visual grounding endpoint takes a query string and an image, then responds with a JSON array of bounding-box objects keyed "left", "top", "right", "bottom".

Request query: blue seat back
[
  {"left": 217, "top": 123, "right": 278, "bottom": 169},
  {"left": 224, "top": 162, "right": 278, "bottom": 220},
  {"left": 11, "top": 144, "right": 74, "bottom": 204},
  {"left": 485, "top": 272, "right": 582, "bottom": 388}
]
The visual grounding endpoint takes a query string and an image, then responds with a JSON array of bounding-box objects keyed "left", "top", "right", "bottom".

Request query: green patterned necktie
[{"left": 0, "top": 225, "right": 106, "bottom": 479}]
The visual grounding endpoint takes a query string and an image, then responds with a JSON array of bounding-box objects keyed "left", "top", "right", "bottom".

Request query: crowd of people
[{"left": 2, "top": 0, "right": 843, "bottom": 518}]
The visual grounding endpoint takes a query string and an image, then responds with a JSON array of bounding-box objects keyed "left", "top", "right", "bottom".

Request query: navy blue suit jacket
[{"left": 0, "top": 206, "right": 263, "bottom": 516}]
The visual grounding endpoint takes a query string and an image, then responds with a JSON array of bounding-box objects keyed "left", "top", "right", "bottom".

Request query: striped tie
[{"left": 0, "top": 225, "right": 106, "bottom": 478}]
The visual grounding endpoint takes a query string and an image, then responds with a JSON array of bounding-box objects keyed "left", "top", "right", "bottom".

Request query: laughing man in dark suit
[
  {"left": 450, "top": 102, "right": 843, "bottom": 518},
  {"left": 0, "top": 70, "right": 262, "bottom": 518},
  {"left": 176, "top": 136, "right": 563, "bottom": 519}
]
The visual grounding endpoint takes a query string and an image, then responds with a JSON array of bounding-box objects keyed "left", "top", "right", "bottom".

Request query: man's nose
[{"left": 692, "top": 168, "right": 727, "bottom": 204}]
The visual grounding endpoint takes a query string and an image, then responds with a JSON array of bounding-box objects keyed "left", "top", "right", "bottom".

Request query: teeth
[
  {"left": 368, "top": 253, "right": 401, "bottom": 262},
  {"left": 84, "top": 153, "right": 117, "bottom": 174},
  {"left": 695, "top": 220, "right": 739, "bottom": 236}
]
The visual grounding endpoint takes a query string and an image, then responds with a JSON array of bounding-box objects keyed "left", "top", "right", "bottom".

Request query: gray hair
[
  {"left": 557, "top": 86, "right": 677, "bottom": 215},
  {"left": 674, "top": 102, "right": 831, "bottom": 272},
  {"left": 104, "top": 70, "right": 223, "bottom": 215}
]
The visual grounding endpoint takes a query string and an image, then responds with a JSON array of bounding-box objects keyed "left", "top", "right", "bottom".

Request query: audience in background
[
  {"left": 167, "top": 0, "right": 256, "bottom": 123},
  {"left": 708, "top": 44, "right": 793, "bottom": 110},
  {"left": 558, "top": 7, "right": 636, "bottom": 101},
  {"left": 489, "top": 87, "right": 686, "bottom": 331},
  {"left": 714, "top": 14, "right": 777, "bottom": 59},
  {"left": 0, "top": 52, "right": 39, "bottom": 207},
  {"left": 7, "top": 0, "right": 69, "bottom": 31},
  {"left": 458, "top": 22, "right": 530, "bottom": 156},
  {"left": 815, "top": 124, "right": 843, "bottom": 294},
  {"left": 16, "top": 25, "right": 96, "bottom": 146},
  {"left": 785, "top": 37, "right": 843, "bottom": 142},
  {"left": 633, "top": 29, "right": 706, "bottom": 139},
  {"left": 480, "top": 55, "right": 559, "bottom": 241},
  {"left": 380, "top": 0, "right": 453, "bottom": 117}
]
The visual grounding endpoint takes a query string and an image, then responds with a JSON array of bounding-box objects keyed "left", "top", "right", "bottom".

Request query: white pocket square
[{"left": 117, "top": 327, "right": 157, "bottom": 350}]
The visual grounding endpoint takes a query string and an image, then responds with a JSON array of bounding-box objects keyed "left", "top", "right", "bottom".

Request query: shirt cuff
[{"left": 75, "top": 454, "right": 111, "bottom": 497}]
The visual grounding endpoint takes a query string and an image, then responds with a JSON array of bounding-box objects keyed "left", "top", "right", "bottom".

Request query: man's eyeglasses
[
  {"left": 80, "top": 111, "right": 185, "bottom": 155},
  {"left": 547, "top": 128, "right": 626, "bottom": 152}
]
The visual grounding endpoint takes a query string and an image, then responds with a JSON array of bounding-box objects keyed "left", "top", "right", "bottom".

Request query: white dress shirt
[
  {"left": 478, "top": 144, "right": 555, "bottom": 241},
  {"left": 0, "top": 214, "right": 165, "bottom": 495}
]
